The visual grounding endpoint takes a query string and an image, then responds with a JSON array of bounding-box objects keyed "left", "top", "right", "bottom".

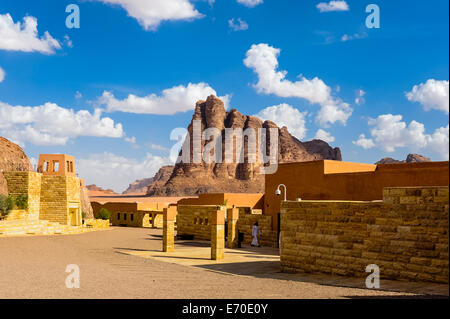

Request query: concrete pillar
[
  {"left": 227, "top": 207, "right": 239, "bottom": 248},
  {"left": 211, "top": 208, "right": 225, "bottom": 260},
  {"left": 162, "top": 206, "right": 177, "bottom": 252}
]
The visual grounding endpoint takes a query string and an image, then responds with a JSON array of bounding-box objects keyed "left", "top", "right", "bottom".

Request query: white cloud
[
  {"left": 63, "top": 35, "right": 73, "bottom": 48},
  {"left": 228, "top": 18, "right": 249, "bottom": 31},
  {"left": 75, "top": 91, "right": 83, "bottom": 99},
  {"left": 355, "top": 89, "right": 366, "bottom": 105},
  {"left": 254, "top": 103, "right": 307, "bottom": 140},
  {"left": 237, "top": 0, "right": 263, "bottom": 8},
  {"left": 77, "top": 152, "right": 170, "bottom": 192},
  {"left": 0, "top": 67, "right": 5, "bottom": 82},
  {"left": 0, "top": 101, "right": 124, "bottom": 146},
  {"left": 354, "top": 114, "right": 449, "bottom": 159},
  {"left": 341, "top": 31, "right": 368, "bottom": 42},
  {"left": 406, "top": 79, "right": 449, "bottom": 114},
  {"left": 124, "top": 136, "right": 136, "bottom": 144},
  {"left": 0, "top": 13, "right": 61, "bottom": 54},
  {"left": 98, "top": 82, "right": 230, "bottom": 115},
  {"left": 149, "top": 143, "right": 170, "bottom": 151},
  {"left": 95, "top": 0, "right": 203, "bottom": 31},
  {"left": 352, "top": 134, "right": 375, "bottom": 149},
  {"left": 314, "top": 129, "right": 335, "bottom": 143},
  {"left": 317, "top": 1, "right": 349, "bottom": 12},
  {"left": 244, "top": 43, "right": 352, "bottom": 126}
]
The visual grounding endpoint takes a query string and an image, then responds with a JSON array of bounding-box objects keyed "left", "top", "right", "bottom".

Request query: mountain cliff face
[
  {"left": 123, "top": 178, "right": 155, "bottom": 194},
  {"left": 147, "top": 95, "right": 342, "bottom": 196},
  {"left": 0, "top": 137, "right": 33, "bottom": 195},
  {"left": 146, "top": 165, "right": 175, "bottom": 195},
  {"left": 376, "top": 153, "right": 431, "bottom": 164},
  {"left": 86, "top": 184, "right": 117, "bottom": 195}
]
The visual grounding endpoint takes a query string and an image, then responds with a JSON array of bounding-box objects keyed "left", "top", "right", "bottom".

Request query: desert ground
[{"left": 0, "top": 227, "right": 447, "bottom": 299}]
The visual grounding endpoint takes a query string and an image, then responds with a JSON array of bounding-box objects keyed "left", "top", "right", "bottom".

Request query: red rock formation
[
  {"left": 376, "top": 153, "right": 431, "bottom": 164},
  {"left": 86, "top": 184, "right": 117, "bottom": 196},
  {"left": 123, "top": 178, "right": 155, "bottom": 195},
  {"left": 146, "top": 165, "right": 175, "bottom": 195},
  {"left": 147, "top": 95, "right": 342, "bottom": 196},
  {"left": 0, "top": 137, "right": 33, "bottom": 195}
]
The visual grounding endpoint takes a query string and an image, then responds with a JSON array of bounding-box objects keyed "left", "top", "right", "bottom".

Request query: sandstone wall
[
  {"left": 39, "top": 176, "right": 81, "bottom": 225},
  {"left": 177, "top": 205, "right": 218, "bottom": 240},
  {"left": 280, "top": 186, "right": 449, "bottom": 283},
  {"left": 266, "top": 160, "right": 449, "bottom": 232},
  {"left": 236, "top": 208, "right": 277, "bottom": 247},
  {"left": 177, "top": 205, "right": 278, "bottom": 246},
  {"left": 3, "top": 171, "right": 41, "bottom": 221}
]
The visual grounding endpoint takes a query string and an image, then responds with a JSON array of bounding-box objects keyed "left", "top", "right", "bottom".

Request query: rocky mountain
[
  {"left": 86, "top": 184, "right": 117, "bottom": 195},
  {"left": 80, "top": 186, "right": 94, "bottom": 219},
  {"left": 123, "top": 178, "right": 155, "bottom": 194},
  {"left": 376, "top": 153, "right": 431, "bottom": 165},
  {"left": 146, "top": 165, "right": 175, "bottom": 195},
  {"left": 0, "top": 137, "right": 33, "bottom": 195},
  {"left": 147, "top": 95, "right": 342, "bottom": 196}
]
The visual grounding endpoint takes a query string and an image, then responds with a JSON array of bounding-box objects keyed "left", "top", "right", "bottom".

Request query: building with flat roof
[
  {"left": 265, "top": 160, "right": 449, "bottom": 232},
  {"left": 4, "top": 154, "right": 83, "bottom": 226}
]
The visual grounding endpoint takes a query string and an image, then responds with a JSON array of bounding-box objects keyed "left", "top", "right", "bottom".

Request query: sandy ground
[{"left": 0, "top": 227, "right": 447, "bottom": 299}]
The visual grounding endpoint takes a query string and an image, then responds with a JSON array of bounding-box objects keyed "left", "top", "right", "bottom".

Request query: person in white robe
[{"left": 251, "top": 222, "right": 262, "bottom": 247}]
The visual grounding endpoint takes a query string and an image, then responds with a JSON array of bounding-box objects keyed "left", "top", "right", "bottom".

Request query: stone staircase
[{"left": 0, "top": 219, "right": 101, "bottom": 237}]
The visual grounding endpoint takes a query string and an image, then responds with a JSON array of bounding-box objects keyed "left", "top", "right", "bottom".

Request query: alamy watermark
[
  {"left": 365, "top": 264, "right": 380, "bottom": 289},
  {"left": 66, "top": 4, "right": 80, "bottom": 29},
  {"left": 366, "top": 4, "right": 380, "bottom": 29},
  {"left": 65, "top": 264, "right": 80, "bottom": 288}
]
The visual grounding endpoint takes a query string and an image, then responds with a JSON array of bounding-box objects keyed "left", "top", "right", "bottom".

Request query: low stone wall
[
  {"left": 84, "top": 219, "right": 110, "bottom": 229},
  {"left": 4, "top": 209, "right": 26, "bottom": 221},
  {"left": 236, "top": 208, "right": 277, "bottom": 247},
  {"left": 280, "top": 186, "right": 449, "bottom": 284},
  {"left": 177, "top": 205, "right": 220, "bottom": 240},
  {"left": 177, "top": 205, "right": 278, "bottom": 246},
  {"left": 151, "top": 212, "right": 163, "bottom": 228}
]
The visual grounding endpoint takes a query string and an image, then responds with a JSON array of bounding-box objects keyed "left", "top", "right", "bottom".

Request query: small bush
[
  {"left": 0, "top": 194, "right": 13, "bottom": 215},
  {"left": 13, "top": 194, "right": 28, "bottom": 210},
  {"left": 0, "top": 195, "right": 15, "bottom": 215},
  {"left": 98, "top": 208, "right": 111, "bottom": 220}
]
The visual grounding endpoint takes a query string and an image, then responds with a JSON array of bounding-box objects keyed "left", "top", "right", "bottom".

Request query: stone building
[
  {"left": 3, "top": 154, "right": 83, "bottom": 226},
  {"left": 91, "top": 202, "right": 170, "bottom": 228}
]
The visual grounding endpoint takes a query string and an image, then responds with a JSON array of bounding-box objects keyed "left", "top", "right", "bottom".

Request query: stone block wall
[
  {"left": 3, "top": 171, "right": 41, "bottom": 221},
  {"left": 40, "top": 176, "right": 68, "bottom": 224},
  {"left": 84, "top": 219, "right": 110, "bottom": 228},
  {"left": 280, "top": 186, "right": 449, "bottom": 284},
  {"left": 177, "top": 205, "right": 278, "bottom": 247},
  {"left": 177, "top": 205, "right": 220, "bottom": 240},
  {"left": 66, "top": 175, "right": 81, "bottom": 204},
  {"left": 151, "top": 213, "right": 164, "bottom": 228},
  {"left": 236, "top": 208, "right": 278, "bottom": 247},
  {"left": 40, "top": 175, "right": 82, "bottom": 225}
]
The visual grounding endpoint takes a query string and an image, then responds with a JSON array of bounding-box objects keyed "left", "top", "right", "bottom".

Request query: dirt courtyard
[{"left": 0, "top": 227, "right": 447, "bottom": 299}]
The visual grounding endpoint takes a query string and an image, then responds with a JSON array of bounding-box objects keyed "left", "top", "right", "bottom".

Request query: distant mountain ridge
[
  {"left": 123, "top": 177, "right": 154, "bottom": 194},
  {"left": 376, "top": 154, "right": 431, "bottom": 164}
]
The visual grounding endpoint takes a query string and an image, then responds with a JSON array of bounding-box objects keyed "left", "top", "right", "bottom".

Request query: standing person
[{"left": 251, "top": 222, "right": 262, "bottom": 247}]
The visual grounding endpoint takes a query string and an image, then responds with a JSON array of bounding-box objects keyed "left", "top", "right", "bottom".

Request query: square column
[
  {"left": 227, "top": 207, "right": 239, "bottom": 248},
  {"left": 211, "top": 208, "right": 225, "bottom": 260},
  {"left": 163, "top": 206, "right": 176, "bottom": 252}
]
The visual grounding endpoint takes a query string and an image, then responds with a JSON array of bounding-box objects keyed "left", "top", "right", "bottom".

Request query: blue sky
[{"left": 0, "top": 0, "right": 448, "bottom": 192}]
